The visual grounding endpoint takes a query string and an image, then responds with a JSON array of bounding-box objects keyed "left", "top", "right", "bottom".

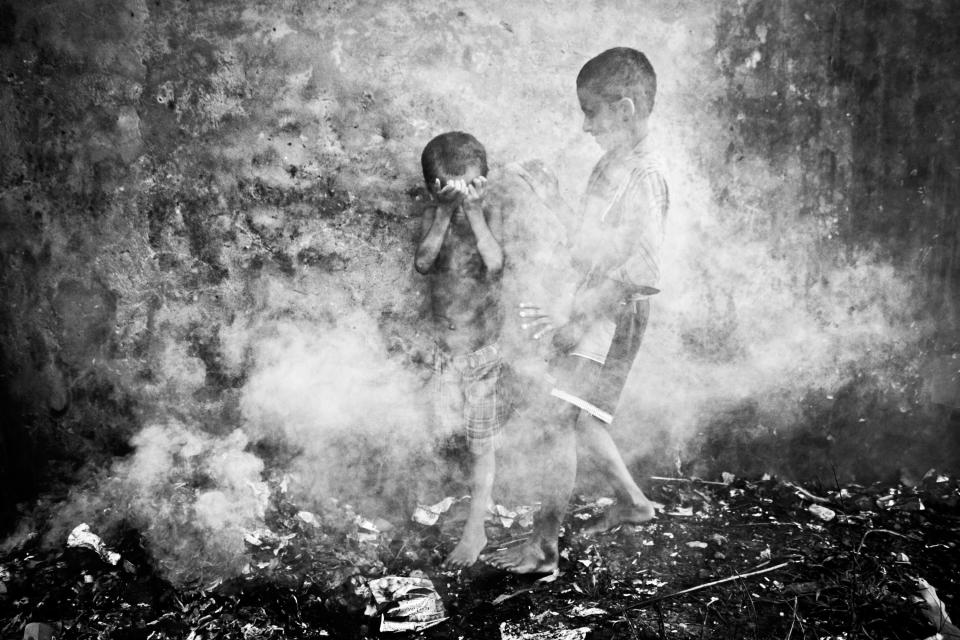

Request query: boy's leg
[
  {"left": 444, "top": 445, "right": 495, "bottom": 568},
  {"left": 484, "top": 401, "right": 578, "bottom": 575},
  {"left": 443, "top": 349, "right": 504, "bottom": 568},
  {"left": 577, "top": 414, "right": 655, "bottom": 533},
  {"left": 579, "top": 299, "right": 656, "bottom": 532}
]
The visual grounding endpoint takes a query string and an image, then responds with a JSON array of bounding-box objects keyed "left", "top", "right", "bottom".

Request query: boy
[
  {"left": 486, "top": 47, "right": 668, "bottom": 575},
  {"left": 415, "top": 131, "right": 506, "bottom": 569}
]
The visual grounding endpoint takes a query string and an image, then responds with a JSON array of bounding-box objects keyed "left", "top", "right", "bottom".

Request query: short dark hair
[
  {"left": 421, "top": 131, "right": 488, "bottom": 188},
  {"left": 576, "top": 47, "right": 657, "bottom": 117}
]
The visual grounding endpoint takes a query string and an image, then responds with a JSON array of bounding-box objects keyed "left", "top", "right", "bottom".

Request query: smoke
[
  {"left": 237, "top": 308, "right": 433, "bottom": 511},
  {"left": 609, "top": 132, "right": 929, "bottom": 470},
  {"left": 45, "top": 295, "right": 434, "bottom": 584},
  {"left": 18, "top": 0, "right": 949, "bottom": 583},
  {"left": 48, "top": 420, "right": 268, "bottom": 585},
  {"left": 493, "top": 132, "right": 926, "bottom": 479}
]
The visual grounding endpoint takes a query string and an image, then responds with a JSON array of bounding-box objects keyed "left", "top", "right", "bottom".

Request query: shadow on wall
[{"left": 0, "top": 388, "right": 42, "bottom": 532}]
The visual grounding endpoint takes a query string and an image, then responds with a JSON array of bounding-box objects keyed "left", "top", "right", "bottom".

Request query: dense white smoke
[{"left": 238, "top": 309, "right": 433, "bottom": 510}]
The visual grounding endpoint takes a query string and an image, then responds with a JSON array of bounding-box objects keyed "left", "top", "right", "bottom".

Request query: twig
[
  {"left": 784, "top": 595, "right": 798, "bottom": 640},
  {"left": 625, "top": 562, "right": 792, "bottom": 611},
  {"left": 649, "top": 476, "right": 728, "bottom": 487},
  {"left": 784, "top": 481, "right": 830, "bottom": 503},
  {"left": 733, "top": 569, "right": 760, "bottom": 640},
  {"left": 831, "top": 465, "right": 848, "bottom": 511},
  {"left": 856, "top": 528, "right": 909, "bottom": 553},
  {"left": 655, "top": 601, "right": 666, "bottom": 639},
  {"left": 491, "top": 586, "right": 536, "bottom": 605},
  {"left": 485, "top": 534, "right": 530, "bottom": 550}
]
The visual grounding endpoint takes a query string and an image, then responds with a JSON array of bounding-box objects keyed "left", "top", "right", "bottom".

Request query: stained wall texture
[{"left": 1, "top": 0, "right": 959, "bottom": 569}]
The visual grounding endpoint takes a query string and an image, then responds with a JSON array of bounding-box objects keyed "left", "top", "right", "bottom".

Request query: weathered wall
[
  {"left": 686, "top": 0, "right": 960, "bottom": 480},
  {"left": 1, "top": 0, "right": 959, "bottom": 574}
]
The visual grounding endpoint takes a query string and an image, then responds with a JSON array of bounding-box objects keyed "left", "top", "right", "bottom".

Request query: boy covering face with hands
[{"left": 415, "top": 131, "right": 507, "bottom": 569}]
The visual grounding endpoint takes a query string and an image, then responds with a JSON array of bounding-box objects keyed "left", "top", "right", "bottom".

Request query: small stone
[{"left": 23, "top": 622, "right": 55, "bottom": 640}]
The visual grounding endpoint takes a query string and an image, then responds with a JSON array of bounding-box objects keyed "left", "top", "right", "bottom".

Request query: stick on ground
[{"left": 625, "top": 561, "right": 792, "bottom": 611}]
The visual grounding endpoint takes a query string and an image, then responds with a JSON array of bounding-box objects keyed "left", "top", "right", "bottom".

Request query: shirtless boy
[
  {"left": 486, "top": 47, "right": 668, "bottom": 575},
  {"left": 415, "top": 131, "right": 506, "bottom": 568}
]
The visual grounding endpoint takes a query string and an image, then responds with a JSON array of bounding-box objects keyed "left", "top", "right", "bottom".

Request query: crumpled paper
[
  {"left": 488, "top": 504, "right": 537, "bottom": 528},
  {"left": 365, "top": 574, "right": 447, "bottom": 633},
  {"left": 66, "top": 524, "right": 120, "bottom": 565},
  {"left": 412, "top": 497, "right": 460, "bottom": 526},
  {"left": 412, "top": 498, "right": 538, "bottom": 528},
  {"left": 354, "top": 516, "right": 381, "bottom": 544}
]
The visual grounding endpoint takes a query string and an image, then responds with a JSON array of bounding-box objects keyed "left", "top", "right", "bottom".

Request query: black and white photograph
[{"left": 1, "top": 1, "right": 958, "bottom": 638}]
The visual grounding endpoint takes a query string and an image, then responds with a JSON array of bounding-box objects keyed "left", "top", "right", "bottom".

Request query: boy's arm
[
  {"left": 509, "top": 160, "right": 578, "bottom": 244},
  {"left": 414, "top": 202, "right": 453, "bottom": 274},
  {"left": 463, "top": 180, "right": 504, "bottom": 274}
]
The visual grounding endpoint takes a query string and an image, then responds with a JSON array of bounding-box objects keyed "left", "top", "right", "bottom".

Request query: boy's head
[
  {"left": 576, "top": 47, "right": 657, "bottom": 151},
  {"left": 421, "top": 131, "right": 488, "bottom": 200}
]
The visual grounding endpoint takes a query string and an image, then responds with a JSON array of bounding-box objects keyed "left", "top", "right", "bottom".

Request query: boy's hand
[
  {"left": 434, "top": 177, "right": 486, "bottom": 205},
  {"left": 519, "top": 303, "right": 554, "bottom": 340},
  {"left": 518, "top": 301, "right": 570, "bottom": 340},
  {"left": 457, "top": 176, "right": 488, "bottom": 211},
  {"left": 551, "top": 321, "right": 585, "bottom": 354},
  {"left": 510, "top": 159, "right": 559, "bottom": 204},
  {"left": 464, "top": 175, "right": 487, "bottom": 203},
  {"left": 433, "top": 179, "right": 461, "bottom": 212},
  {"left": 462, "top": 177, "right": 488, "bottom": 224},
  {"left": 519, "top": 296, "right": 584, "bottom": 355}
]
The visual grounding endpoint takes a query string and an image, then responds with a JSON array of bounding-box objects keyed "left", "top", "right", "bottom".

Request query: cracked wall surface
[{"left": 1, "top": 0, "right": 959, "bottom": 535}]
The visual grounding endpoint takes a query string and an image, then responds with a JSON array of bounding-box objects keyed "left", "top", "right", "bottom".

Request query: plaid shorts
[{"left": 434, "top": 343, "right": 508, "bottom": 453}]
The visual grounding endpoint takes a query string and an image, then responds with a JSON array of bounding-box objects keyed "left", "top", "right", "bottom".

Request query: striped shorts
[{"left": 548, "top": 299, "right": 649, "bottom": 424}]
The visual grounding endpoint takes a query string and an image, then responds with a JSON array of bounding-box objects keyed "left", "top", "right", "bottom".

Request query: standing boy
[
  {"left": 415, "top": 131, "right": 506, "bottom": 569},
  {"left": 487, "top": 47, "right": 668, "bottom": 575}
]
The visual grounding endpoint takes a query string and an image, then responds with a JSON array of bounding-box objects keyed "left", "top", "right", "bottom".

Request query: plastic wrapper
[{"left": 915, "top": 577, "right": 960, "bottom": 639}]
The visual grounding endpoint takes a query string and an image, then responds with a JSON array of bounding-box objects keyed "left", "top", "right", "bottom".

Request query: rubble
[
  {"left": 500, "top": 622, "right": 591, "bottom": 640},
  {"left": 0, "top": 473, "right": 957, "bottom": 638}
]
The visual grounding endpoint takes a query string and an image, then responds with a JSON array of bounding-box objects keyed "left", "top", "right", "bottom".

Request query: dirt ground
[{"left": 1, "top": 471, "right": 957, "bottom": 639}]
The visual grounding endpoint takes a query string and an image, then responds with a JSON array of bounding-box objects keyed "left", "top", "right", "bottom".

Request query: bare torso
[{"left": 427, "top": 207, "right": 503, "bottom": 354}]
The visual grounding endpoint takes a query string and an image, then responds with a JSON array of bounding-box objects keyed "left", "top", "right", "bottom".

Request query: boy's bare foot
[
  {"left": 582, "top": 500, "right": 656, "bottom": 535},
  {"left": 482, "top": 539, "right": 558, "bottom": 575},
  {"left": 443, "top": 531, "right": 487, "bottom": 569}
]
